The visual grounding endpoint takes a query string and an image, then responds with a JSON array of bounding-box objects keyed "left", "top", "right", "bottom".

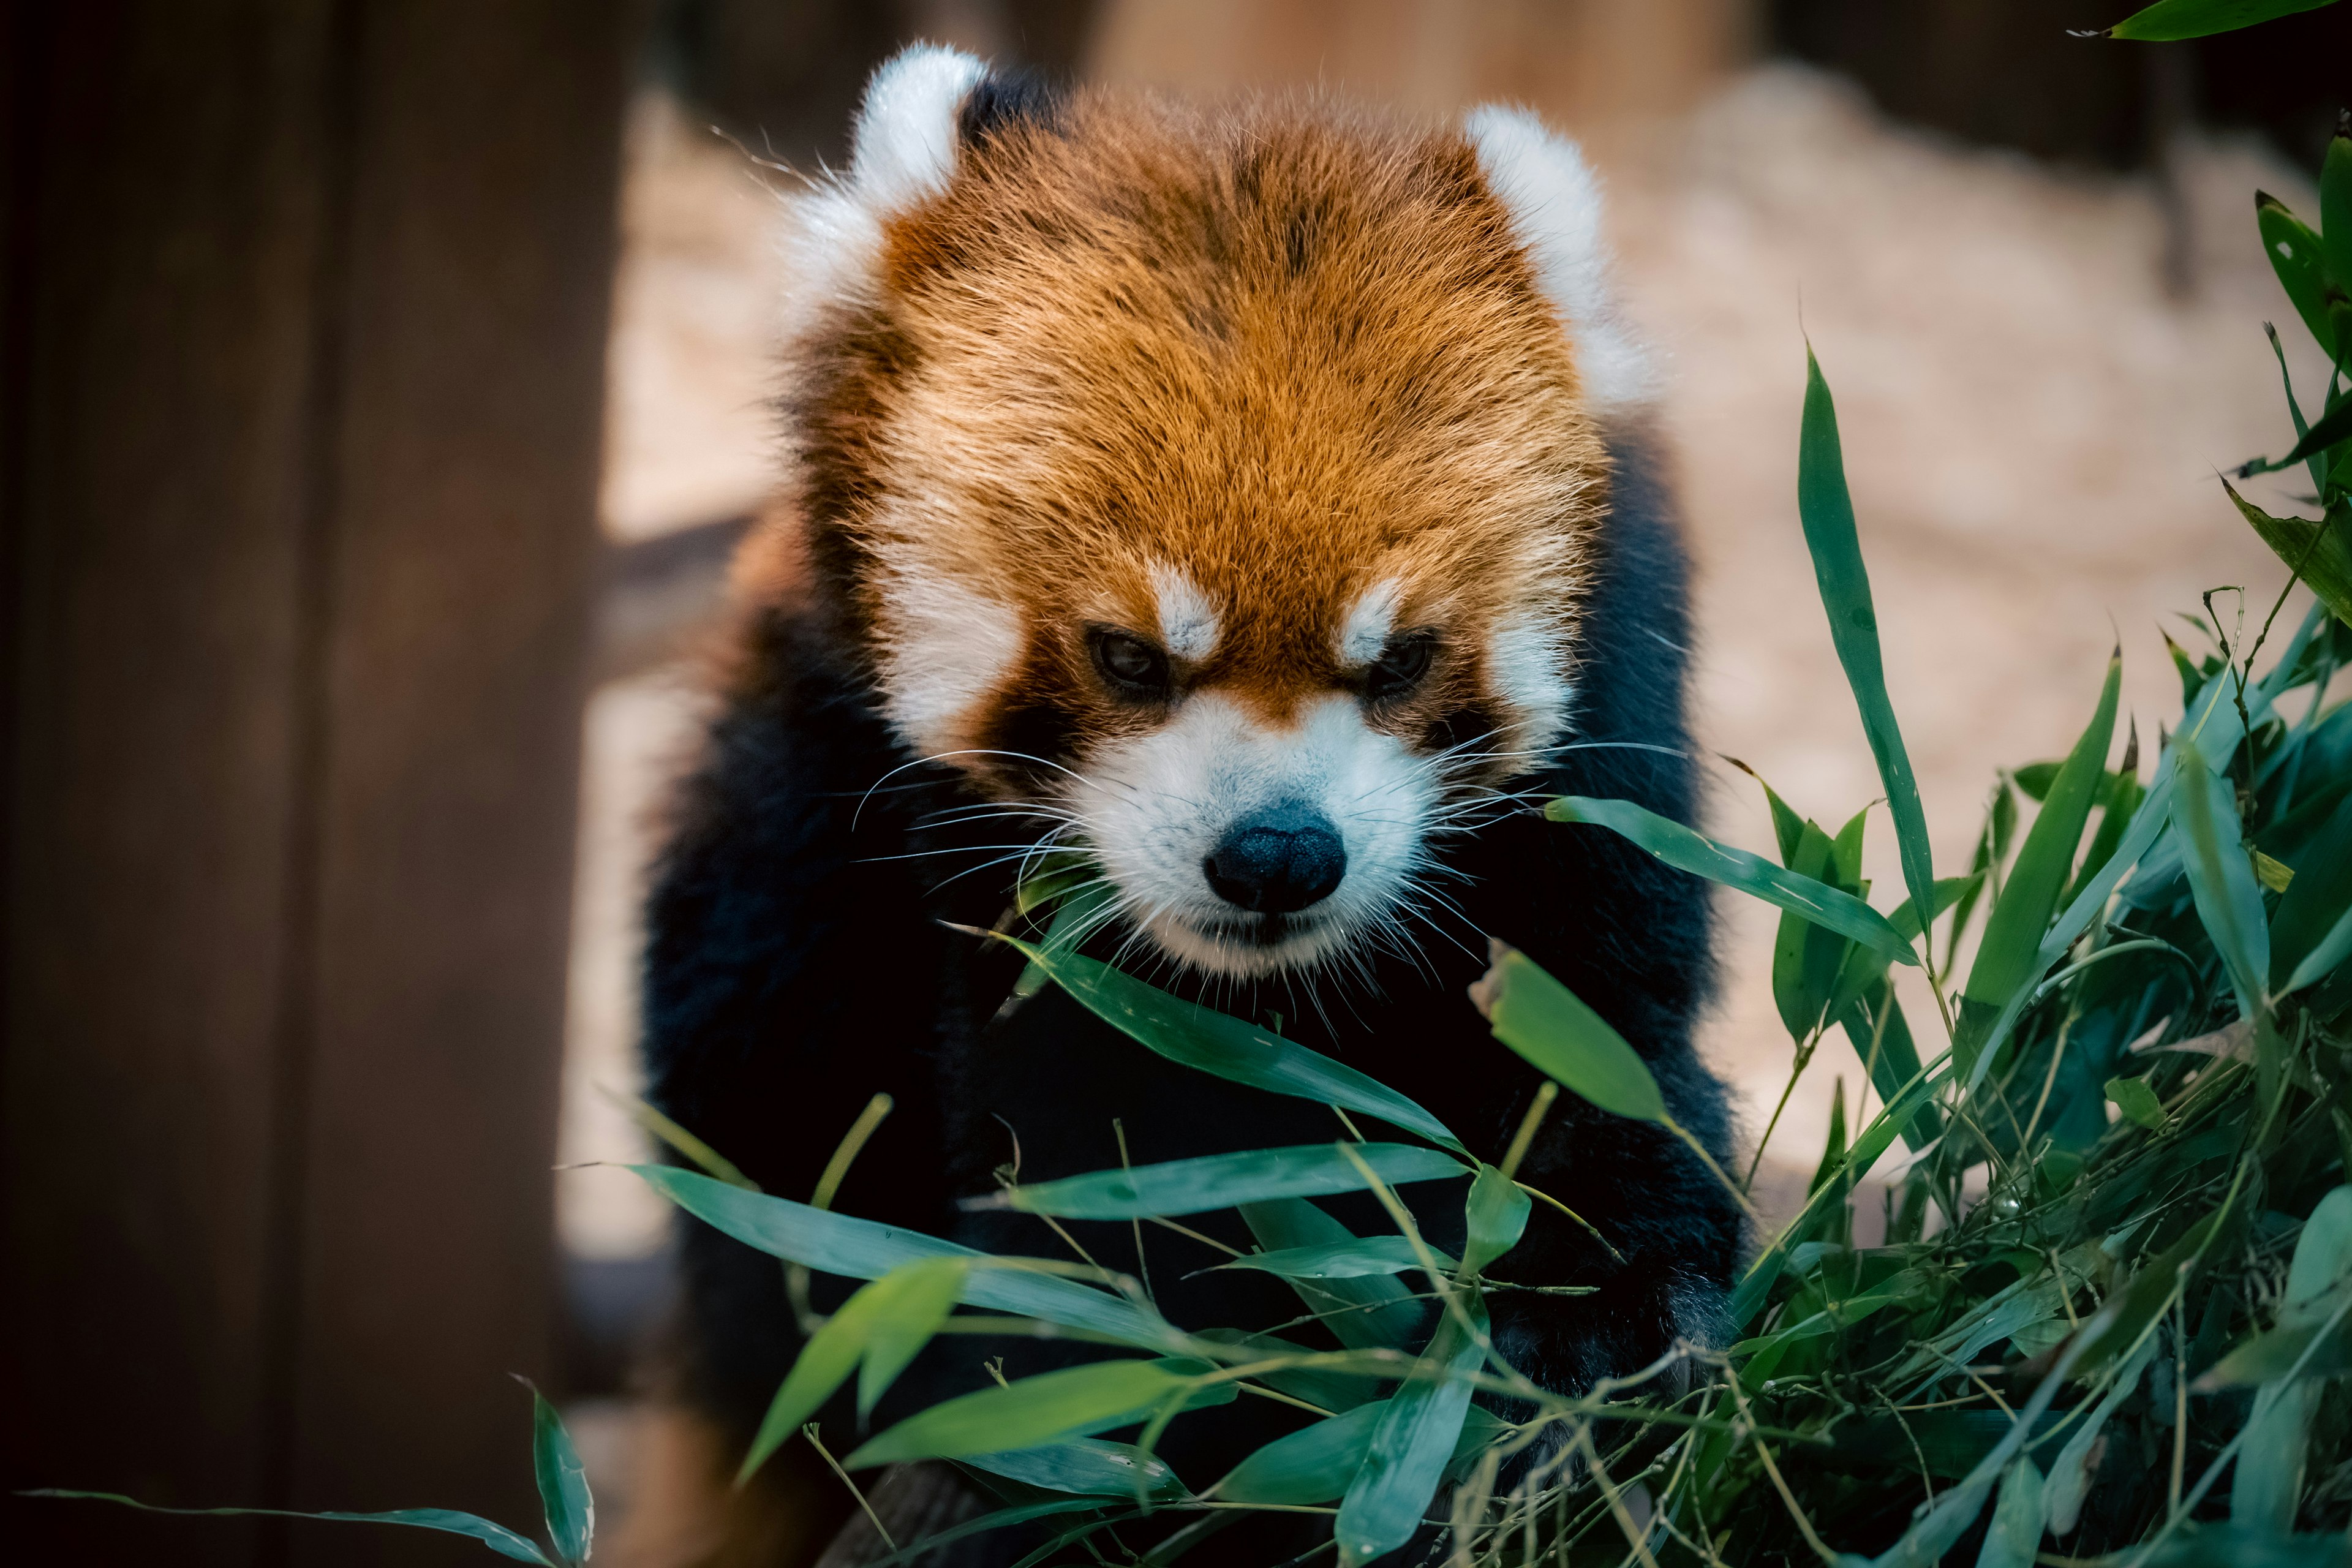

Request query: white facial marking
[
  {"left": 1077, "top": 693, "right": 1438, "bottom": 978},
  {"left": 1150, "top": 564, "right": 1222, "bottom": 662},
  {"left": 1336, "top": 578, "right": 1403, "bottom": 666},
  {"left": 1461, "top": 104, "right": 1655, "bottom": 412},
  {"left": 1488, "top": 611, "right": 1574, "bottom": 753},
  {"left": 876, "top": 569, "right": 1023, "bottom": 758}
]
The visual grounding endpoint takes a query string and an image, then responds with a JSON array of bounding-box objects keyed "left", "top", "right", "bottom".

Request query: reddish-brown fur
[{"left": 790, "top": 88, "right": 1611, "bottom": 783}]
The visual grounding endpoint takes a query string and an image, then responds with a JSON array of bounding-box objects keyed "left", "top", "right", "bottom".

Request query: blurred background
[{"left": 4, "top": 2, "right": 2346, "bottom": 1563}]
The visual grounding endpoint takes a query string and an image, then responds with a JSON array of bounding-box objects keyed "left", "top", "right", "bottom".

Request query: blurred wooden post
[{"left": 0, "top": 4, "right": 638, "bottom": 1564}]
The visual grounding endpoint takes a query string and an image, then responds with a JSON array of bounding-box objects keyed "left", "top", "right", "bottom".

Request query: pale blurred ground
[{"left": 556, "top": 52, "right": 2333, "bottom": 1267}]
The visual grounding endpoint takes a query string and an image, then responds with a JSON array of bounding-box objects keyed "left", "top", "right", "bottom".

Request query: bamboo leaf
[
  {"left": 519, "top": 1379, "right": 592, "bottom": 1567},
  {"left": 2105, "top": 1076, "right": 2168, "bottom": 1131},
  {"left": 1334, "top": 1305, "right": 1488, "bottom": 1566},
  {"left": 1545, "top": 796, "right": 1918, "bottom": 964},
  {"left": 2274, "top": 793, "right": 2352, "bottom": 989},
  {"left": 2231, "top": 1186, "right": 2352, "bottom": 1528},
  {"left": 739, "top": 1278, "right": 885, "bottom": 1482},
  {"left": 1460, "top": 1163, "right": 1532, "bottom": 1276},
  {"left": 2242, "top": 403, "right": 2352, "bottom": 480},
  {"left": 2176, "top": 739, "right": 2272, "bottom": 1017},
  {"left": 959, "top": 1438, "right": 1188, "bottom": 1500},
  {"left": 1216, "top": 1398, "right": 1504, "bottom": 1507},
  {"left": 1218, "top": 1235, "right": 1449, "bottom": 1280},
  {"left": 1973, "top": 1457, "right": 2045, "bottom": 1568},
  {"left": 857, "top": 1257, "right": 968, "bottom": 1419},
  {"left": 844, "top": 1359, "right": 1222, "bottom": 1468},
  {"left": 20, "top": 1493, "right": 557, "bottom": 1566},
  {"left": 1472, "top": 942, "right": 1666, "bottom": 1123},
  {"left": 2109, "top": 0, "right": 2342, "bottom": 40},
  {"left": 2258, "top": 195, "right": 2341, "bottom": 364},
  {"left": 2223, "top": 489, "right": 2352, "bottom": 633},
  {"left": 1959, "top": 652, "right": 2122, "bottom": 1067},
  {"left": 1732, "top": 1063, "right": 1949, "bottom": 1328},
  {"left": 1239, "top": 1200, "right": 1425, "bottom": 1353},
  {"left": 1216, "top": 1403, "right": 1387, "bottom": 1505},
  {"left": 1798, "top": 347, "right": 1940, "bottom": 936},
  {"left": 2046, "top": 1335, "right": 2159, "bottom": 1535},
  {"left": 630, "top": 1166, "right": 1188, "bottom": 1352},
  {"left": 1773, "top": 817, "right": 1844, "bottom": 1042},
  {"left": 971, "top": 1143, "right": 1468, "bottom": 1221},
  {"left": 1837, "top": 980, "right": 1941, "bottom": 1152},
  {"left": 999, "top": 936, "right": 1465, "bottom": 1156}
]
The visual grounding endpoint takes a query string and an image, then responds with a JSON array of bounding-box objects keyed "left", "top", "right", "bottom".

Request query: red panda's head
[{"left": 778, "top": 47, "right": 1654, "bottom": 979}]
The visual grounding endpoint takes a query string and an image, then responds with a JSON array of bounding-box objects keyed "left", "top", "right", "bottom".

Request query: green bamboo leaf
[
  {"left": 1974, "top": 1457, "right": 2045, "bottom": 1568},
  {"left": 2243, "top": 404, "right": 2352, "bottom": 479},
  {"left": 518, "top": 1380, "right": 591, "bottom": 1567},
  {"left": 1724, "top": 756, "right": 1809, "bottom": 863},
  {"left": 1213, "top": 1402, "right": 1504, "bottom": 1509},
  {"left": 1459, "top": 1163, "right": 1532, "bottom": 1275},
  {"left": 1826, "top": 874, "right": 1980, "bottom": 1031},
  {"left": 2258, "top": 195, "right": 2340, "bottom": 364},
  {"left": 2046, "top": 1334, "right": 2160, "bottom": 1536},
  {"left": 630, "top": 1166, "right": 1188, "bottom": 1352},
  {"left": 1959, "top": 651, "right": 2122, "bottom": 1068},
  {"left": 857, "top": 1257, "right": 968, "bottom": 1419},
  {"left": 1216, "top": 1235, "right": 1446, "bottom": 1280},
  {"left": 972, "top": 1143, "right": 1467, "bottom": 1221},
  {"left": 2076, "top": 1210, "right": 2228, "bottom": 1372},
  {"left": 739, "top": 1278, "right": 886, "bottom": 1482},
  {"left": 1334, "top": 1304, "right": 1488, "bottom": 1566},
  {"left": 1239, "top": 1200, "right": 1425, "bottom": 1353},
  {"left": 1838, "top": 980, "right": 1941, "bottom": 1152},
  {"left": 1545, "top": 796, "right": 1918, "bottom": 965},
  {"left": 2220, "top": 490, "right": 2352, "bottom": 637},
  {"left": 1216, "top": 1402, "right": 1387, "bottom": 1505},
  {"left": 2284, "top": 907, "right": 2352, "bottom": 995},
  {"left": 959, "top": 1438, "right": 1188, "bottom": 1500},
  {"left": 1798, "top": 346, "right": 1939, "bottom": 937},
  {"left": 2233, "top": 1186, "right": 2352, "bottom": 1529},
  {"left": 1733, "top": 1061, "right": 1949, "bottom": 1329},
  {"left": 2176, "top": 739, "right": 2272, "bottom": 1017},
  {"left": 998, "top": 936, "right": 1464, "bottom": 1156},
  {"left": 2105, "top": 1076, "right": 2168, "bottom": 1131},
  {"left": 1868, "top": 1310, "right": 2119, "bottom": 1568},
  {"left": 2108, "top": 0, "right": 2342, "bottom": 40},
  {"left": 1773, "top": 817, "right": 1844, "bottom": 1042},
  {"left": 2275, "top": 792, "right": 2352, "bottom": 990},
  {"left": 20, "top": 1493, "right": 557, "bottom": 1566},
  {"left": 1472, "top": 942, "right": 1665, "bottom": 1122},
  {"left": 844, "top": 1359, "right": 1221, "bottom": 1468},
  {"left": 2196, "top": 1293, "right": 2352, "bottom": 1388},
  {"left": 2013, "top": 670, "right": 2253, "bottom": 1080}
]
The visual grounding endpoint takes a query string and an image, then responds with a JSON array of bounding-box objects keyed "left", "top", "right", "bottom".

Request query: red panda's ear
[
  {"left": 778, "top": 48, "right": 1060, "bottom": 345},
  {"left": 1461, "top": 105, "right": 1654, "bottom": 415},
  {"left": 846, "top": 44, "right": 990, "bottom": 214}
]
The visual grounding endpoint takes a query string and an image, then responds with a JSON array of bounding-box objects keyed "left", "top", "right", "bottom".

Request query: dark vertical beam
[
  {"left": 1, "top": 7, "right": 339, "bottom": 1560},
  {"left": 280, "top": 2, "right": 633, "bottom": 1554},
  {"left": 0, "top": 3, "right": 637, "bottom": 1561}
]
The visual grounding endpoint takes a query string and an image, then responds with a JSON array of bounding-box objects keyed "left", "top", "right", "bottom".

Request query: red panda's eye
[
  {"left": 1089, "top": 628, "right": 1171, "bottom": 699},
  {"left": 1365, "top": 633, "right": 1436, "bottom": 701}
]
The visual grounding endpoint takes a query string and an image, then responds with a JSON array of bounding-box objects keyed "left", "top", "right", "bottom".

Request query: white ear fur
[
  {"left": 1461, "top": 105, "right": 1654, "bottom": 413},
  {"left": 849, "top": 43, "right": 989, "bottom": 212},
  {"left": 775, "top": 47, "right": 989, "bottom": 426}
]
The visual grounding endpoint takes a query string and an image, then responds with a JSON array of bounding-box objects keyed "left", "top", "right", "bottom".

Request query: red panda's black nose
[{"left": 1204, "top": 802, "right": 1346, "bottom": 915}]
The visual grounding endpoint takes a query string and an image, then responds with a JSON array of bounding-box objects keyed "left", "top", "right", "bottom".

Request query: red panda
[{"left": 643, "top": 44, "right": 1736, "bottom": 1565}]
